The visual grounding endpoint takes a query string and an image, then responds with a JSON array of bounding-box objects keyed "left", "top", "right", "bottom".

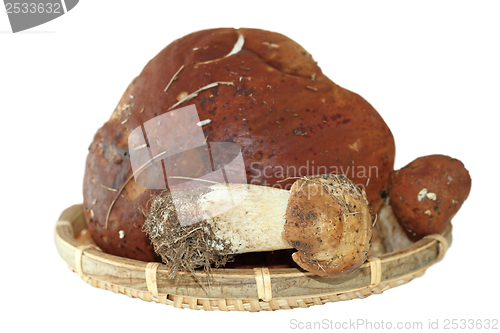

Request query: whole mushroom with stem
[{"left": 142, "top": 174, "right": 374, "bottom": 278}]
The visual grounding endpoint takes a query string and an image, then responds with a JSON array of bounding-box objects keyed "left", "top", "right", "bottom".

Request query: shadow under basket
[{"left": 54, "top": 204, "right": 452, "bottom": 311}]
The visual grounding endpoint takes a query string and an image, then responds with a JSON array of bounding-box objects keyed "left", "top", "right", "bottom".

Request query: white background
[{"left": 1, "top": 1, "right": 499, "bottom": 332}]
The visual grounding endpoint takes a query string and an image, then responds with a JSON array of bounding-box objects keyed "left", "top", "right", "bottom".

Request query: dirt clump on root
[{"left": 141, "top": 188, "right": 233, "bottom": 281}]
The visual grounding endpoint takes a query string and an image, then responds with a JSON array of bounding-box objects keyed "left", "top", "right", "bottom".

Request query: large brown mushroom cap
[
  {"left": 282, "top": 175, "right": 374, "bottom": 277},
  {"left": 83, "top": 28, "right": 394, "bottom": 261}
]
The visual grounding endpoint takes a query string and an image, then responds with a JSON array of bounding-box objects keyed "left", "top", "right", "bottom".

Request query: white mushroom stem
[
  {"left": 175, "top": 183, "right": 293, "bottom": 254},
  {"left": 171, "top": 177, "right": 383, "bottom": 256},
  {"left": 197, "top": 185, "right": 415, "bottom": 256},
  {"left": 376, "top": 198, "right": 413, "bottom": 252}
]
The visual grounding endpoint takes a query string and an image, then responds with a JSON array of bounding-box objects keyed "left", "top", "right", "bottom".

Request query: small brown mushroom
[
  {"left": 282, "top": 175, "right": 374, "bottom": 277},
  {"left": 388, "top": 154, "right": 471, "bottom": 238},
  {"left": 143, "top": 174, "right": 374, "bottom": 278}
]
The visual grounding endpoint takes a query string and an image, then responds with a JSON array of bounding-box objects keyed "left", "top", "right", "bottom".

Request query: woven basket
[{"left": 54, "top": 203, "right": 451, "bottom": 311}]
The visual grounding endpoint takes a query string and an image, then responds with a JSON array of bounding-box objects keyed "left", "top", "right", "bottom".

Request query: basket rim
[{"left": 54, "top": 203, "right": 452, "bottom": 310}]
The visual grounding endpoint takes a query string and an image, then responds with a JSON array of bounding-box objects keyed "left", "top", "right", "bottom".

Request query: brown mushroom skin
[
  {"left": 83, "top": 28, "right": 394, "bottom": 261},
  {"left": 282, "top": 175, "right": 373, "bottom": 277},
  {"left": 389, "top": 155, "right": 471, "bottom": 238}
]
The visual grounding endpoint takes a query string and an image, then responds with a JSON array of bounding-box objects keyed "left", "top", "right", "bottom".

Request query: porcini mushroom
[
  {"left": 142, "top": 174, "right": 374, "bottom": 278},
  {"left": 83, "top": 28, "right": 395, "bottom": 262},
  {"left": 371, "top": 154, "right": 471, "bottom": 253},
  {"left": 388, "top": 154, "right": 471, "bottom": 238}
]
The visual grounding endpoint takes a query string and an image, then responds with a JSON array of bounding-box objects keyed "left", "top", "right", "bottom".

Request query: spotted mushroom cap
[
  {"left": 282, "top": 175, "right": 374, "bottom": 277},
  {"left": 389, "top": 154, "right": 471, "bottom": 238}
]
